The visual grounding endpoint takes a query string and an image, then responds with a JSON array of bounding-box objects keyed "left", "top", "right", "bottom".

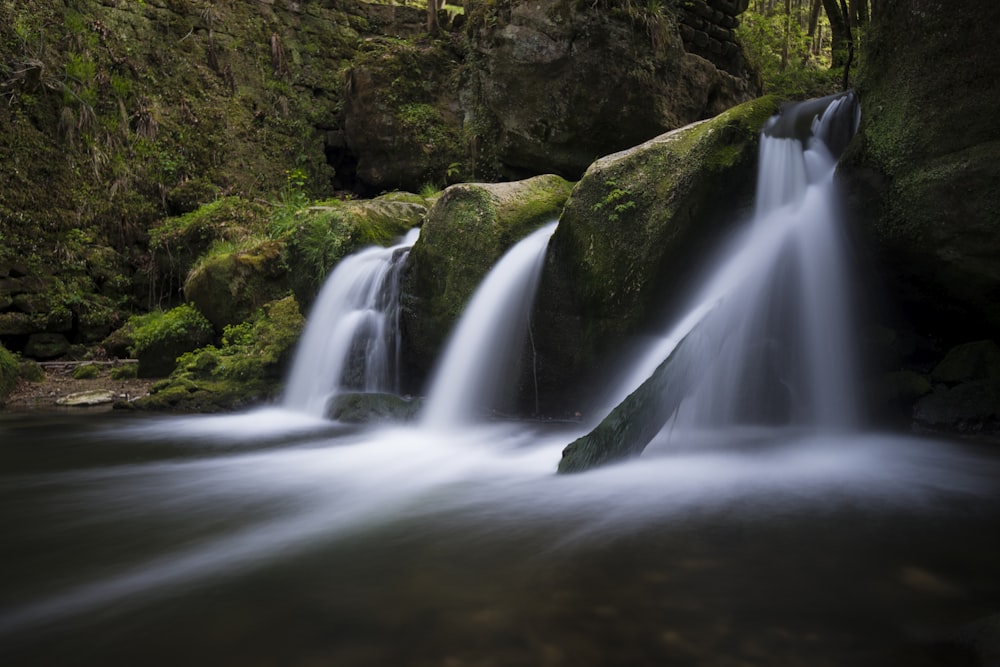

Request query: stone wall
[{"left": 677, "top": 0, "right": 750, "bottom": 77}]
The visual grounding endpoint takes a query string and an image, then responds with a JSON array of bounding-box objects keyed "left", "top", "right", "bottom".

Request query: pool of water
[{"left": 1, "top": 409, "right": 999, "bottom": 666}]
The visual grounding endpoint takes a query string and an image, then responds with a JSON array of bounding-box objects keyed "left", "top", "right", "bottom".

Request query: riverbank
[{"left": 3, "top": 362, "right": 156, "bottom": 412}]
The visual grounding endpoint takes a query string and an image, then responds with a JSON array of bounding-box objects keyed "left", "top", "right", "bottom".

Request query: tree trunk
[
  {"left": 427, "top": 0, "right": 440, "bottom": 35},
  {"left": 821, "top": 0, "right": 849, "bottom": 67},
  {"left": 807, "top": 0, "right": 822, "bottom": 36}
]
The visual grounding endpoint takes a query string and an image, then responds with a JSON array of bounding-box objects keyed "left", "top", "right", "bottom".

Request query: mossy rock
[
  {"left": 532, "top": 95, "right": 780, "bottom": 415},
  {"left": 931, "top": 340, "right": 1000, "bottom": 385},
  {"left": 0, "top": 343, "right": 17, "bottom": 404},
  {"left": 132, "top": 296, "right": 304, "bottom": 412},
  {"left": 184, "top": 239, "right": 291, "bottom": 332},
  {"left": 129, "top": 304, "right": 215, "bottom": 378},
  {"left": 839, "top": 0, "right": 1000, "bottom": 342},
  {"left": 18, "top": 359, "right": 45, "bottom": 383},
  {"left": 150, "top": 197, "right": 271, "bottom": 293},
  {"left": 284, "top": 199, "right": 427, "bottom": 310},
  {"left": 326, "top": 392, "right": 423, "bottom": 423},
  {"left": 23, "top": 333, "right": 70, "bottom": 360},
  {"left": 400, "top": 174, "right": 574, "bottom": 384},
  {"left": 72, "top": 363, "right": 101, "bottom": 380}
]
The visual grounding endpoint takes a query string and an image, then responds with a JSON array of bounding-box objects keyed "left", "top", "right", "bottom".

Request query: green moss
[
  {"left": 0, "top": 343, "right": 18, "bottom": 402},
  {"left": 110, "top": 363, "right": 138, "bottom": 380},
  {"left": 284, "top": 199, "right": 426, "bottom": 308},
  {"left": 127, "top": 303, "right": 214, "bottom": 377},
  {"left": 72, "top": 363, "right": 100, "bottom": 380},
  {"left": 18, "top": 359, "right": 45, "bottom": 383},
  {"left": 133, "top": 295, "right": 304, "bottom": 411}
]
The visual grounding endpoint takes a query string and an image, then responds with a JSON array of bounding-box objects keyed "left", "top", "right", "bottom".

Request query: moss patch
[
  {"left": 133, "top": 295, "right": 304, "bottom": 412},
  {"left": 0, "top": 343, "right": 18, "bottom": 403}
]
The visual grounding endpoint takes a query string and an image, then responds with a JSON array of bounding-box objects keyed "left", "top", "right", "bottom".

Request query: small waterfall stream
[
  {"left": 421, "top": 222, "right": 557, "bottom": 428},
  {"left": 282, "top": 228, "right": 419, "bottom": 417},
  {"left": 601, "top": 92, "right": 862, "bottom": 438}
]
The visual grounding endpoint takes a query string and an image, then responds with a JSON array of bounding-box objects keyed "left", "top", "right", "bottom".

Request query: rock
[
  {"left": 951, "top": 613, "right": 1000, "bottom": 667},
  {"left": 839, "top": 0, "right": 1000, "bottom": 343},
  {"left": 532, "top": 95, "right": 780, "bottom": 414},
  {"left": 284, "top": 198, "right": 427, "bottom": 311},
  {"left": 400, "top": 174, "right": 573, "bottom": 386},
  {"left": 23, "top": 333, "right": 70, "bottom": 360},
  {"left": 184, "top": 240, "right": 290, "bottom": 333},
  {"left": 465, "top": 0, "right": 757, "bottom": 179},
  {"left": 56, "top": 390, "right": 117, "bottom": 407},
  {"left": 931, "top": 340, "right": 1000, "bottom": 384},
  {"left": 913, "top": 379, "right": 1000, "bottom": 433},
  {"left": 326, "top": 392, "right": 422, "bottom": 423},
  {"left": 343, "top": 39, "right": 466, "bottom": 192},
  {"left": 131, "top": 304, "right": 215, "bottom": 378}
]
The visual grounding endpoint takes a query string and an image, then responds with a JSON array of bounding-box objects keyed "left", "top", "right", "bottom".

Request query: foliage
[
  {"left": 127, "top": 303, "right": 213, "bottom": 357},
  {"left": 0, "top": 343, "right": 18, "bottom": 402},
  {"left": 110, "top": 363, "right": 138, "bottom": 380},
  {"left": 71, "top": 363, "right": 100, "bottom": 379},
  {"left": 737, "top": 4, "right": 842, "bottom": 98}
]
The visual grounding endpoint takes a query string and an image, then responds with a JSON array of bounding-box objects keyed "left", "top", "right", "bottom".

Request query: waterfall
[
  {"left": 282, "top": 228, "right": 420, "bottom": 417},
  {"left": 421, "top": 222, "right": 558, "bottom": 428},
  {"left": 604, "top": 93, "right": 861, "bottom": 435}
]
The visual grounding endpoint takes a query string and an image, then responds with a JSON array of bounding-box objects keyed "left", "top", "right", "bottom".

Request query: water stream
[{"left": 2, "top": 97, "right": 999, "bottom": 666}]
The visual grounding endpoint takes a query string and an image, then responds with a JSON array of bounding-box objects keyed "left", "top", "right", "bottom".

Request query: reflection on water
[{"left": 1, "top": 410, "right": 999, "bottom": 666}]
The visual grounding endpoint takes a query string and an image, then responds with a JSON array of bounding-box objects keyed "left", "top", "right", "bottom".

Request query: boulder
[
  {"left": 839, "top": 0, "right": 1000, "bottom": 342},
  {"left": 531, "top": 95, "right": 780, "bottom": 415},
  {"left": 283, "top": 198, "right": 427, "bottom": 311},
  {"left": 184, "top": 240, "right": 290, "bottom": 333},
  {"left": 465, "top": 0, "right": 757, "bottom": 179},
  {"left": 400, "top": 174, "right": 573, "bottom": 386},
  {"left": 931, "top": 340, "right": 1000, "bottom": 385},
  {"left": 24, "top": 333, "right": 70, "bottom": 360}
]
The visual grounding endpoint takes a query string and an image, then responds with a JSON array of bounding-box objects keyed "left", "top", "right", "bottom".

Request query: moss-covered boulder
[
  {"left": 128, "top": 304, "right": 215, "bottom": 378},
  {"left": 283, "top": 199, "right": 427, "bottom": 311},
  {"left": 913, "top": 380, "right": 1000, "bottom": 434},
  {"left": 399, "top": 174, "right": 574, "bottom": 385},
  {"left": 131, "top": 296, "right": 304, "bottom": 412},
  {"left": 930, "top": 340, "right": 1000, "bottom": 385},
  {"left": 0, "top": 343, "right": 18, "bottom": 404},
  {"left": 839, "top": 0, "right": 1000, "bottom": 343},
  {"left": 531, "top": 95, "right": 780, "bottom": 415},
  {"left": 326, "top": 392, "right": 422, "bottom": 423},
  {"left": 183, "top": 240, "right": 290, "bottom": 333},
  {"left": 150, "top": 198, "right": 270, "bottom": 299}
]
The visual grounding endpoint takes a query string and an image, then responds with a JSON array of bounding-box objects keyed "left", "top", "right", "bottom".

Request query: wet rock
[
  {"left": 931, "top": 340, "right": 1000, "bottom": 384},
  {"left": 326, "top": 392, "right": 422, "bottom": 423},
  {"left": 533, "top": 95, "right": 780, "bottom": 414},
  {"left": 400, "top": 174, "right": 572, "bottom": 386},
  {"left": 913, "top": 379, "right": 1000, "bottom": 433}
]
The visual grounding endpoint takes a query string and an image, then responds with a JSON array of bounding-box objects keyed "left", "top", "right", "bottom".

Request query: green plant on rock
[
  {"left": 0, "top": 344, "right": 18, "bottom": 402},
  {"left": 72, "top": 363, "right": 100, "bottom": 379},
  {"left": 127, "top": 303, "right": 214, "bottom": 358}
]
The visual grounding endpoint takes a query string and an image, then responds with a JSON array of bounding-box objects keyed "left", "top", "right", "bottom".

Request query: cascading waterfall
[
  {"left": 421, "top": 222, "right": 558, "bottom": 428},
  {"left": 282, "top": 228, "right": 420, "bottom": 417},
  {"left": 604, "top": 92, "right": 862, "bottom": 436}
]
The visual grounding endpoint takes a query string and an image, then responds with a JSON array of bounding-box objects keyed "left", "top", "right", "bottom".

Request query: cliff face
[
  {"left": 461, "top": 0, "right": 757, "bottom": 179},
  {"left": 841, "top": 0, "right": 1000, "bottom": 342}
]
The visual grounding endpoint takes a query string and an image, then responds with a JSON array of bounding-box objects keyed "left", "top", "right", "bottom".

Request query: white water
[
  {"left": 602, "top": 94, "right": 862, "bottom": 436},
  {"left": 1, "top": 414, "right": 996, "bottom": 638},
  {"left": 421, "top": 222, "right": 557, "bottom": 428},
  {"left": 282, "top": 228, "right": 419, "bottom": 417}
]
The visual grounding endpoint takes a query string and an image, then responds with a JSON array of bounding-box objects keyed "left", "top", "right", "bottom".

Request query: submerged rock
[
  {"left": 326, "top": 392, "right": 422, "bottom": 423},
  {"left": 400, "top": 174, "right": 573, "bottom": 386},
  {"left": 532, "top": 95, "right": 780, "bottom": 415}
]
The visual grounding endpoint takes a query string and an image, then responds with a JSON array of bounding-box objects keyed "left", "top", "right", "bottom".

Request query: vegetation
[
  {"left": 0, "top": 343, "right": 17, "bottom": 402},
  {"left": 738, "top": 0, "right": 870, "bottom": 97},
  {"left": 135, "top": 296, "right": 304, "bottom": 411}
]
